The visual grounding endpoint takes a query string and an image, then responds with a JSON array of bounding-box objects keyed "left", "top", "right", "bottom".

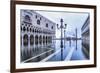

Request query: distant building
[
  {"left": 20, "top": 10, "right": 56, "bottom": 61},
  {"left": 81, "top": 15, "right": 90, "bottom": 59}
]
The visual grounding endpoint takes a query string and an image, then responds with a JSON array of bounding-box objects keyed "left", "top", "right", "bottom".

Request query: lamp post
[
  {"left": 57, "top": 18, "right": 67, "bottom": 60},
  {"left": 57, "top": 18, "right": 67, "bottom": 48},
  {"left": 64, "top": 29, "right": 66, "bottom": 48}
]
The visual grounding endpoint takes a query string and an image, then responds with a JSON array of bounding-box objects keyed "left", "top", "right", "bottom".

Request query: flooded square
[{"left": 20, "top": 10, "right": 90, "bottom": 63}]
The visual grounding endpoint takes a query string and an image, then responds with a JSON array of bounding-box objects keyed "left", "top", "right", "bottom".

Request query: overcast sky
[{"left": 36, "top": 10, "right": 89, "bottom": 38}]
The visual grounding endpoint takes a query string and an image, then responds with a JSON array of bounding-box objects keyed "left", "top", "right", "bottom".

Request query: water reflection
[
  {"left": 22, "top": 39, "right": 88, "bottom": 63},
  {"left": 47, "top": 39, "right": 87, "bottom": 61}
]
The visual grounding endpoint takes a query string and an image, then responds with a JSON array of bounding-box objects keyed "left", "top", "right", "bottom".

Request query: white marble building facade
[
  {"left": 81, "top": 15, "right": 90, "bottom": 59},
  {"left": 20, "top": 10, "right": 56, "bottom": 61}
]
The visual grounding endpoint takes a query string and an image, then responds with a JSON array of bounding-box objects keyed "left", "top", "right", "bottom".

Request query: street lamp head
[
  {"left": 60, "top": 18, "right": 63, "bottom": 22},
  {"left": 64, "top": 24, "right": 67, "bottom": 29}
]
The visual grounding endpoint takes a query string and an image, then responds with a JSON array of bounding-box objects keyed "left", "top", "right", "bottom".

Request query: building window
[
  {"left": 37, "top": 19, "right": 40, "bottom": 25},
  {"left": 35, "top": 29, "right": 37, "bottom": 33},
  {"left": 43, "top": 36, "right": 45, "bottom": 44},
  {"left": 24, "top": 15, "right": 31, "bottom": 22},
  {"left": 35, "top": 35, "right": 38, "bottom": 45},
  {"left": 21, "top": 26, "right": 22, "bottom": 31},
  {"left": 30, "top": 28, "right": 32, "bottom": 32},
  {"left": 39, "top": 36, "right": 42, "bottom": 44},
  {"left": 51, "top": 26, "right": 53, "bottom": 29},
  {"left": 35, "top": 15, "right": 37, "bottom": 19},
  {"left": 32, "top": 28, "right": 34, "bottom": 33},
  {"left": 40, "top": 17, "right": 42, "bottom": 20},
  {"left": 23, "top": 26, "right": 26, "bottom": 32},
  {"left": 46, "top": 23, "right": 48, "bottom": 27},
  {"left": 23, "top": 34, "right": 28, "bottom": 46},
  {"left": 30, "top": 35, "right": 34, "bottom": 45},
  {"left": 46, "top": 36, "right": 48, "bottom": 44},
  {"left": 27, "top": 27, "right": 29, "bottom": 32}
]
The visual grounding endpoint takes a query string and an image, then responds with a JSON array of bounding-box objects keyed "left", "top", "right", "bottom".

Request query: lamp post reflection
[{"left": 76, "top": 28, "right": 77, "bottom": 50}]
